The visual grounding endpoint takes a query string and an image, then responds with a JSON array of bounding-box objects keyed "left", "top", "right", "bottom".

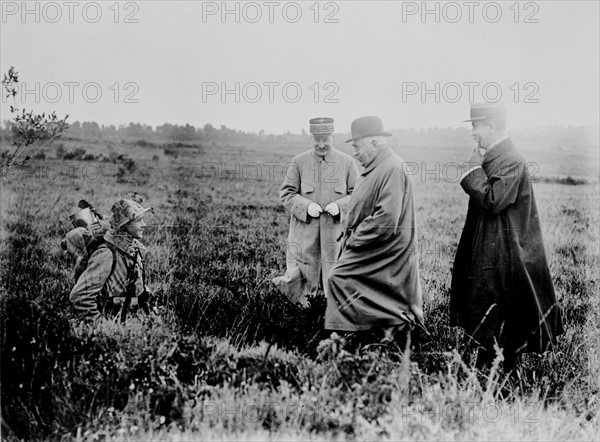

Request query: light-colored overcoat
[
  {"left": 273, "top": 147, "right": 358, "bottom": 304},
  {"left": 325, "top": 146, "right": 424, "bottom": 331}
]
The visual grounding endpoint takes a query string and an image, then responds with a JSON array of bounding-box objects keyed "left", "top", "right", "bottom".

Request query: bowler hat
[
  {"left": 345, "top": 116, "right": 392, "bottom": 143},
  {"left": 463, "top": 102, "right": 507, "bottom": 122},
  {"left": 309, "top": 117, "right": 334, "bottom": 137}
]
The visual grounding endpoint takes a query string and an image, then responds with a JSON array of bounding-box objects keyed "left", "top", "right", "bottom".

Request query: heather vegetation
[{"left": 1, "top": 127, "right": 598, "bottom": 441}]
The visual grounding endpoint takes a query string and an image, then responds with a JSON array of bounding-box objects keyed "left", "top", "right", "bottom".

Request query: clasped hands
[{"left": 308, "top": 202, "right": 339, "bottom": 218}]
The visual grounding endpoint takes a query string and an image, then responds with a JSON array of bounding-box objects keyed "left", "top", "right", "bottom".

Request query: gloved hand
[
  {"left": 307, "top": 203, "right": 323, "bottom": 218},
  {"left": 324, "top": 202, "right": 340, "bottom": 216}
]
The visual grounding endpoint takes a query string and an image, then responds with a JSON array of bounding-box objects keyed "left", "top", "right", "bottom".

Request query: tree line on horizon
[{"left": 0, "top": 119, "right": 597, "bottom": 149}]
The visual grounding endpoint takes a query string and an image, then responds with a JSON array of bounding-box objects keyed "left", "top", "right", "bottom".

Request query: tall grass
[{"left": 0, "top": 139, "right": 598, "bottom": 440}]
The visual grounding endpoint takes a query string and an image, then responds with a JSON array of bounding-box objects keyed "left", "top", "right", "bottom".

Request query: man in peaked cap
[
  {"left": 273, "top": 118, "right": 358, "bottom": 307},
  {"left": 324, "top": 116, "right": 424, "bottom": 347},
  {"left": 451, "top": 102, "right": 564, "bottom": 370}
]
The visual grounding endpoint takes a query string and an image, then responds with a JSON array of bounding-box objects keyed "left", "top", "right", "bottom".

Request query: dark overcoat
[
  {"left": 325, "top": 147, "right": 424, "bottom": 331},
  {"left": 451, "top": 138, "right": 563, "bottom": 354}
]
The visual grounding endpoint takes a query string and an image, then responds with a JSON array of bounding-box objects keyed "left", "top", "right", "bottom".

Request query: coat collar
[
  {"left": 104, "top": 229, "right": 146, "bottom": 258},
  {"left": 483, "top": 137, "right": 515, "bottom": 165},
  {"left": 485, "top": 134, "right": 509, "bottom": 154},
  {"left": 361, "top": 146, "right": 394, "bottom": 175}
]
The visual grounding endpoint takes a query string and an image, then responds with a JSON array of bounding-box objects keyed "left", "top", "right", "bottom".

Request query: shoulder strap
[
  {"left": 98, "top": 243, "right": 118, "bottom": 296},
  {"left": 101, "top": 242, "right": 118, "bottom": 278},
  {"left": 121, "top": 248, "right": 142, "bottom": 322},
  {"left": 139, "top": 251, "right": 146, "bottom": 288},
  {"left": 100, "top": 243, "right": 141, "bottom": 287}
]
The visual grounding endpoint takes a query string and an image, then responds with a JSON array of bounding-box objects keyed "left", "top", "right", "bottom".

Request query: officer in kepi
[{"left": 273, "top": 117, "right": 358, "bottom": 307}]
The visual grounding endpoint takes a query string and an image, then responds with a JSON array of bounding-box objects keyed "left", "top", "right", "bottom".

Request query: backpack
[
  {"left": 61, "top": 200, "right": 112, "bottom": 281},
  {"left": 62, "top": 200, "right": 148, "bottom": 320}
]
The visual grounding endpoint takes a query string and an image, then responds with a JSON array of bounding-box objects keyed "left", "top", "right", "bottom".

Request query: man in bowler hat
[
  {"left": 273, "top": 118, "right": 358, "bottom": 307},
  {"left": 451, "top": 102, "right": 564, "bottom": 369},
  {"left": 325, "top": 116, "right": 424, "bottom": 345}
]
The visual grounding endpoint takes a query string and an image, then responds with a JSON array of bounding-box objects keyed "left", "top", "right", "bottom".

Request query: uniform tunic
[
  {"left": 69, "top": 230, "right": 146, "bottom": 321},
  {"left": 325, "top": 147, "right": 424, "bottom": 331},
  {"left": 273, "top": 147, "right": 358, "bottom": 304},
  {"left": 451, "top": 137, "right": 564, "bottom": 354}
]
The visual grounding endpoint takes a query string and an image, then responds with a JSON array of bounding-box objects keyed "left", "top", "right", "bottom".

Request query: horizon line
[{"left": 1, "top": 119, "right": 598, "bottom": 138}]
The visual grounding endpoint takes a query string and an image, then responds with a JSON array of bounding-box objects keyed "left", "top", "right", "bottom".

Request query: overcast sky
[{"left": 1, "top": 1, "right": 598, "bottom": 134}]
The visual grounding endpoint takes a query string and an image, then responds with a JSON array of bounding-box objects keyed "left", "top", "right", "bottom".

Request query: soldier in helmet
[{"left": 69, "top": 196, "right": 153, "bottom": 322}]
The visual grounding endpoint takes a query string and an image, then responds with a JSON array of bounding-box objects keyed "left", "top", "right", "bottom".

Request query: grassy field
[{"left": 1, "top": 132, "right": 599, "bottom": 441}]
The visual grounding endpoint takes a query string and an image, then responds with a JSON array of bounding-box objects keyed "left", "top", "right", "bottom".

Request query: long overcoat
[
  {"left": 273, "top": 147, "right": 358, "bottom": 303},
  {"left": 325, "top": 147, "right": 424, "bottom": 331},
  {"left": 450, "top": 138, "right": 564, "bottom": 354}
]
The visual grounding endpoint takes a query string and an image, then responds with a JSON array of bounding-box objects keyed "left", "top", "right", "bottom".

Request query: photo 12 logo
[
  {"left": 4, "top": 161, "right": 125, "bottom": 185},
  {"left": 1, "top": 81, "right": 140, "bottom": 104},
  {"left": 401, "top": 401, "right": 541, "bottom": 424},
  {"left": 1, "top": 1, "right": 140, "bottom": 24},
  {"left": 402, "top": 161, "right": 541, "bottom": 184},
  {"left": 400, "top": 1, "right": 540, "bottom": 24},
  {"left": 201, "top": 1, "right": 340, "bottom": 23},
  {"left": 401, "top": 82, "right": 540, "bottom": 104},
  {"left": 202, "top": 81, "right": 339, "bottom": 104}
]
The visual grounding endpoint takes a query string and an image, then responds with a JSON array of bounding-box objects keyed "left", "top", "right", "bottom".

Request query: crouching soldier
[{"left": 69, "top": 197, "right": 153, "bottom": 322}]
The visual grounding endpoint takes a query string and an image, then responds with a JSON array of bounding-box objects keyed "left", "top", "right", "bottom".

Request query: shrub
[
  {"left": 32, "top": 150, "right": 46, "bottom": 160},
  {"left": 55, "top": 144, "right": 66, "bottom": 158},
  {"left": 164, "top": 148, "right": 178, "bottom": 158},
  {"left": 61, "top": 147, "right": 87, "bottom": 160}
]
